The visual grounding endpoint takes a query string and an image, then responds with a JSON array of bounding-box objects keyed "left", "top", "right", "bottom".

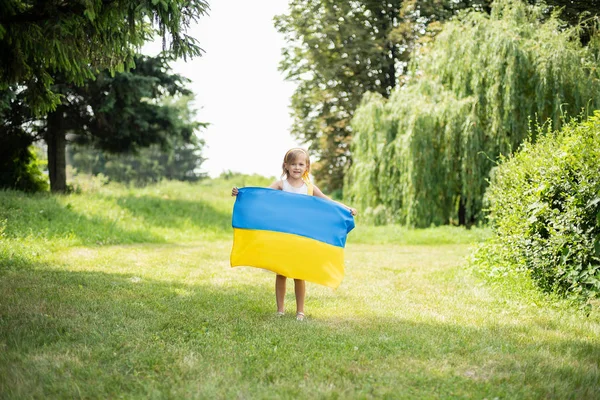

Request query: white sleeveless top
[{"left": 282, "top": 179, "right": 308, "bottom": 195}]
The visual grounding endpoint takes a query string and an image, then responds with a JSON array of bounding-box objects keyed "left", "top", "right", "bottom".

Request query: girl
[{"left": 231, "top": 148, "right": 357, "bottom": 321}]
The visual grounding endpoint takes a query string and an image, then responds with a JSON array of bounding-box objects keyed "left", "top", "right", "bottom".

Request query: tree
[
  {"left": 275, "top": 1, "right": 402, "bottom": 194},
  {"left": 539, "top": 1, "right": 600, "bottom": 27},
  {"left": 0, "top": 0, "right": 208, "bottom": 115},
  {"left": 275, "top": 0, "right": 490, "bottom": 194},
  {"left": 69, "top": 95, "right": 208, "bottom": 186},
  {"left": 345, "top": 0, "right": 600, "bottom": 227},
  {"left": 41, "top": 55, "right": 202, "bottom": 192}
]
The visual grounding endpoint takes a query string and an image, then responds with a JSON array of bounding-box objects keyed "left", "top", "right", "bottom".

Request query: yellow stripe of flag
[{"left": 231, "top": 228, "right": 345, "bottom": 289}]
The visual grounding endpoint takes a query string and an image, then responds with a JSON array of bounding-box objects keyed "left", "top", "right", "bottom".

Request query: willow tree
[
  {"left": 275, "top": 0, "right": 486, "bottom": 194},
  {"left": 345, "top": 0, "right": 600, "bottom": 227}
]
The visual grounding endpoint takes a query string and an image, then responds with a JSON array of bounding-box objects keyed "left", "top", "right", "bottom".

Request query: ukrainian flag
[{"left": 230, "top": 187, "right": 355, "bottom": 289}]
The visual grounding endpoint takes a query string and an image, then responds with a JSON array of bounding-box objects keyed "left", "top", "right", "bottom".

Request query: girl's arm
[{"left": 313, "top": 185, "right": 358, "bottom": 216}]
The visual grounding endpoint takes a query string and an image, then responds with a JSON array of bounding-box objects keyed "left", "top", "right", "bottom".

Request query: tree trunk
[
  {"left": 458, "top": 196, "right": 474, "bottom": 229},
  {"left": 47, "top": 107, "right": 67, "bottom": 193},
  {"left": 458, "top": 196, "right": 466, "bottom": 227}
]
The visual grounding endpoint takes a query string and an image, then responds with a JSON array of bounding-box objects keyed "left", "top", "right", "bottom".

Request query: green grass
[{"left": 1, "top": 179, "right": 599, "bottom": 398}]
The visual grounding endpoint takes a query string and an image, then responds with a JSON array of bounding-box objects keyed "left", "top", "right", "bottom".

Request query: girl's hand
[
  {"left": 231, "top": 187, "right": 239, "bottom": 196},
  {"left": 349, "top": 207, "right": 357, "bottom": 216}
]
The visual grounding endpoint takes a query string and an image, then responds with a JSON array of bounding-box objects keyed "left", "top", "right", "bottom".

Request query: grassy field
[{"left": 1, "top": 178, "right": 599, "bottom": 399}]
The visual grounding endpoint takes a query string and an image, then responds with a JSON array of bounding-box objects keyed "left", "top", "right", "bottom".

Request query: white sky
[{"left": 143, "top": 0, "right": 301, "bottom": 178}]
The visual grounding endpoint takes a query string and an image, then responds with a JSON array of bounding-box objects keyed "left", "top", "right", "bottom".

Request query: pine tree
[{"left": 0, "top": 0, "right": 208, "bottom": 114}]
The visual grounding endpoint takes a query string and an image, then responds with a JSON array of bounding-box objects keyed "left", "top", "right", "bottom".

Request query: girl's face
[{"left": 285, "top": 154, "right": 308, "bottom": 180}]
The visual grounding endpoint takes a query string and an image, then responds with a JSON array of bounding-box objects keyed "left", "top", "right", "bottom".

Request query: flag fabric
[{"left": 230, "top": 187, "right": 355, "bottom": 289}]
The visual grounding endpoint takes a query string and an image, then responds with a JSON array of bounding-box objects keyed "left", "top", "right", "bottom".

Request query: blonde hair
[{"left": 281, "top": 148, "right": 311, "bottom": 182}]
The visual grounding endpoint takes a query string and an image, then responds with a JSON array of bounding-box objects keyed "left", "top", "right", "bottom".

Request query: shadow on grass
[
  {"left": 0, "top": 191, "right": 163, "bottom": 245},
  {"left": 1, "top": 263, "right": 599, "bottom": 399},
  {"left": 115, "top": 195, "right": 231, "bottom": 232},
  {"left": 0, "top": 191, "right": 232, "bottom": 247}
]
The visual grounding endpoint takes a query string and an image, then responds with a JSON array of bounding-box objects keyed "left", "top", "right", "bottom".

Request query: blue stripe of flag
[{"left": 232, "top": 187, "right": 355, "bottom": 248}]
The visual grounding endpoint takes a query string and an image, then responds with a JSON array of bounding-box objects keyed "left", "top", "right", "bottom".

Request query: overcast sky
[{"left": 144, "top": 0, "right": 301, "bottom": 178}]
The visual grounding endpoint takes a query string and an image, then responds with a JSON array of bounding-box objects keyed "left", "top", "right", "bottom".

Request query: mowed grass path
[{"left": 1, "top": 180, "right": 599, "bottom": 398}]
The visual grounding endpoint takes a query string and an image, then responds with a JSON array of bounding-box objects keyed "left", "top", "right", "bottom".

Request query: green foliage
[
  {"left": 276, "top": 1, "right": 488, "bottom": 193},
  {"left": 0, "top": 0, "right": 208, "bottom": 114},
  {"left": 68, "top": 95, "right": 207, "bottom": 186},
  {"left": 64, "top": 55, "right": 200, "bottom": 153},
  {"left": 69, "top": 141, "right": 206, "bottom": 186},
  {"left": 538, "top": 1, "right": 600, "bottom": 38},
  {"left": 0, "top": 143, "right": 48, "bottom": 192},
  {"left": 34, "top": 54, "right": 204, "bottom": 192},
  {"left": 346, "top": 0, "right": 600, "bottom": 227},
  {"left": 474, "top": 113, "right": 600, "bottom": 303},
  {"left": 275, "top": 1, "right": 404, "bottom": 193},
  {"left": 1, "top": 53, "right": 206, "bottom": 193},
  {"left": 0, "top": 86, "right": 47, "bottom": 192}
]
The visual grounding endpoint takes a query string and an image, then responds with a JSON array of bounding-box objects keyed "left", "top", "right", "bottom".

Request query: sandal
[
  {"left": 296, "top": 312, "right": 305, "bottom": 321},
  {"left": 276, "top": 311, "right": 285, "bottom": 317}
]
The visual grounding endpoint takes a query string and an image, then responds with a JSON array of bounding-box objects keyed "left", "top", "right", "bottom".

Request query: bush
[
  {"left": 0, "top": 142, "right": 49, "bottom": 193},
  {"left": 474, "top": 113, "right": 600, "bottom": 303}
]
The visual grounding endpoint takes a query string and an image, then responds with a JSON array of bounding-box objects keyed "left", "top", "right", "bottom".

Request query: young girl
[{"left": 231, "top": 148, "right": 357, "bottom": 321}]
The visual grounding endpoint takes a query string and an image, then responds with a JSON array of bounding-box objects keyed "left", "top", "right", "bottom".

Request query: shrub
[
  {"left": 474, "top": 113, "right": 600, "bottom": 303},
  {"left": 0, "top": 143, "right": 49, "bottom": 193}
]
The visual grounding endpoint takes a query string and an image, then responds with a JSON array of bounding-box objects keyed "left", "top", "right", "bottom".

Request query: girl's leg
[
  {"left": 275, "top": 275, "right": 287, "bottom": 313},
  {"left": 294, "top": 279, "right": 305, "bottom": 316}
]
